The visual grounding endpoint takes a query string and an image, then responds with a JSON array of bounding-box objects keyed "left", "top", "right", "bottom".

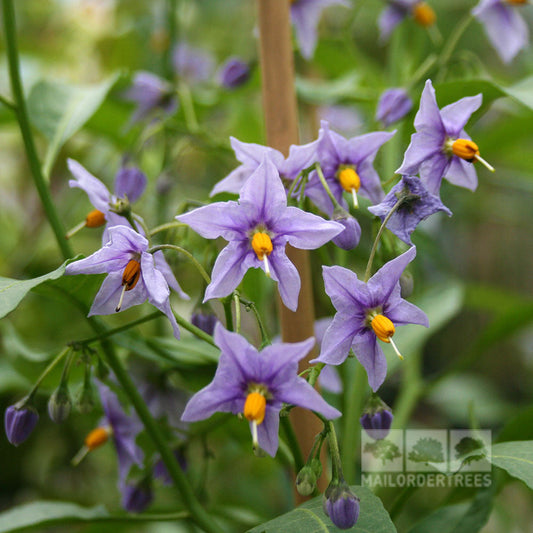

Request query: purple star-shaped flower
[
  {"left": 178, "top": 156, "right": 343, "bottom": 311},
  {"left": 122, "top": 71, "right": 177, "bottom": 124},
  {"left": 396, "top": 79, "right": 485, "bottom": 195},
  {"left": 65, "top": 225, "right": 186, "bottom": 339},
  {"left": 376, "top": 88, "right": 413, "bottom": 127},
  {"left": 305, "top": 120, "right": 395, "bottom": 215},
  {"left": 472, "top": 0, "right": 529, "bottom": 63},
  {"left": 311, "top": 247, "right": 428, "bottom": 391},
  {"left": 290, "top": 0, "right": 350, "bottom": 59},
  {"left": 209, "top": 136, "right": 318, "bottom": 197},
  {"left": 379, "top": 0, "right": 436, "bottom": 42},
  {"left": 181, "top": 323, "right": 341, "bottom": 456},
  {"left": 368, "top": 175, "right": 452, "bottom": 245}
]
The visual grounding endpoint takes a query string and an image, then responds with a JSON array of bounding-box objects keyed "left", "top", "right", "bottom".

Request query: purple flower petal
[
  {"left": 268, "top": 248, "right": 302, "bottom": 312},
  {"left": 68, "top": 158, "right": 111, "bottom": 214},
  {"left": 352, "top": 331, "right": 387, "bottom": 392},
  {"left": 114, "top": 166, "right": 147, "bottom": 203}
]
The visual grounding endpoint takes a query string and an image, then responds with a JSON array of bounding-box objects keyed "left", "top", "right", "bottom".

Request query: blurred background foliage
[{"left": 1, "top": 0, "right": 533, "bottom": 531}]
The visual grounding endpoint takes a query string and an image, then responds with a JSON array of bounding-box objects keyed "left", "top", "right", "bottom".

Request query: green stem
[
  {"left": 315, "top": 163, "right": 343, "bottom": 211},
  {"left": 436, "top": 13, "right": 474, "bottom": 82},
  {"left": 223, "top": 296, "right": 234, "bottom": 331},
  {"left": 163, "top": 0, "right": 177, "bottom": 81},
  {"left": 25, "top": 346, "right": 71, "bottom": 401},
  {"left": 281, "top": 417, "right": 305, "bottom": 473},
  {"left": 177, "top": 83, "right": 199, "bottom": 133},
  {"left": 233, "top": 292, "right": 241, "bottom": 333},
  {"left": 148, "top": 244, "right": 211, "bottom": 285},
  {"left": 2, "top": 0, "right": 73, "bottom": 260},
  {"left": 150, "top": 221, "right": 187, "bottom": 236},
  {"left": 238, "top": 295, "right": 271, "bottom": 346},
  {"left": 173, "top": 312, "right": 218, "bottom": 348},
  {"left": 364, "top": 197, "right": 403, "bottom": 282},
  {"left": 87, "top": 316, "right": 224, "bottom": 533},
  {"left": 0, "top": 93, "right": 16, "bottom": 110},
  {"left": 341, "top": 362, "right": 368, "bottom": 484},
  {"left": 327, "top": 420, "right": 342, "bottom": 482}
]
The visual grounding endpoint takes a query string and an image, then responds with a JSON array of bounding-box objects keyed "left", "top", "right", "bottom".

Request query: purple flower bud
[
  {"left": 331, "top": 209, "right": 361, "bottom": 250},
  {"left": 360, "top": 408, "right": 393, "bottom": 440},
  {"left": 121, "top": 482, "right": 153, "bottom": 513},
  {"left": 323, "top": 481, "right": 360, "bottom": 529},
  {"left": 217, "top": 58, "right": 251, "bottom": 89},
  {"left": 5, "top": 404, "right": 39, "bottom": 446},
  {"left": 114, "top": 166, "right": 148, "bottom": 204},
  {"left": 191, "top": 310, "right": 218, "bottom": 336},
  {"left": 376, "top": 88, "right": 413, "bottom": 127}
]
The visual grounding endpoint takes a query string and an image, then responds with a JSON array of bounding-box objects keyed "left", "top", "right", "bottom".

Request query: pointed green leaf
[
  {"left": 246, "top": 486, "right": 395, "bottom": 532},
  {"left": 490, "top": 441, "right": 533, "bottom": 490},
  {"left": 0, "top": 259, "right": 76, "bottom": 319},
  {"left": 27, "top": 74, "right": 118, "bottom": 179}
]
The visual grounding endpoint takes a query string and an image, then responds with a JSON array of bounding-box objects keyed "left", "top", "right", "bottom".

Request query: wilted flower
[
  {"left": 178, "top": 156, "right": 342, "bottom": 312},
  {"left": 290, "top": 0, "right": 350, "bottom": 59},
  {"left": 217, "top": 58, "right": 251, "bottom": 89},
  {"left": 396, "top": 79, "right": 493, "bottom": 195},
  {"left": 122, "top": 71, "right": 177, "bottom": 124},
  {"left": 182, "top": 323, "right": 341, "bottom": 456},
  {"left": 368, "top": 175, "right": 452, "bottom": 245},
  {"left": 173, "top": 42, "right": 214, "bottom": 84},
  {"left": 4, "top": 403, "right": 39, "bottom": 446},
  {"left": 311, "top": 247, "right": 428, "bottom": 391},
  {"left": 379, "top": 0, "right": 437, "bottom": 42},
  {"left": 472, "top": 0, "right": 530, "bottom": 63},
  {"left": 323, "top": 480, "right": 360, "bottom": 529},
  {"left": 65, "top": 225, "right": 187, "bottom": 339},
  {"left": 305, "top": 120, "right": 394, "bottom": 213},
  {"left": 209, "top": 136, "right": 318, "bottom": 197},
  {"left": 376, "top": 88, "right": 413, "bottom": 127}
]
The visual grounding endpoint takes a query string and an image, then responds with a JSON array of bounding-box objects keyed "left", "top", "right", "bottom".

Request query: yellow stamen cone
[
  {"left": 251, "top": 232, "right": 273, "bottom": 277},
  {"left": 116, "top": 259, "right": 141, "bottom": 312},
  {"left": 371, "top": 314, "right": 404, "bottom": 360},
  {"left": 244, "top": 392, "right": 266, "bottom": 425},
  {"left": 452, "top": 139, "right": 494, "bottom": 172},
  {"left": 413, "top": 2, "right": 436, "bottom": 27}
]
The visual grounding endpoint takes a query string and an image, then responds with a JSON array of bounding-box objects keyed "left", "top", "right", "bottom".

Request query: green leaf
[
  {"left": 0, "top": 501, "right": 109, "bottom": 532},
  {"left": 491, "top": 441, "right": 533, "bottom": 490},
  {"left": 295, "top": 72, "right": 371, "bottom": 104},
  {"left": 27, "top": 75, "right": 118, "bottom": 179},
  {"left": 0, "top": 260, "right": 74, "bottom": 319},
  {"left": 246, "top": 486, "right": 395, "bottom": 532},
  {"left": 504, "top": 75, "right": 533, "bottom": 112}
]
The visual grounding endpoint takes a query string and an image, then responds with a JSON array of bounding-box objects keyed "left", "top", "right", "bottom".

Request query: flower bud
[
  {"left": 309, "top": 457, "right": 323, "bottom": 479},
  {"left": 75, "top": 382, "right": 95, "bottom": 414},
  {"left": 296, "top": 465, "right": 317, "bottom": 496},
  {"left": 323, "top": 481, "right": 360, "bottom": 529},
  {"left": 360, "top": 396, "right": 393, "bottom": 440},
  {"left": 217, "top": 58, "right": 251, "bottom": 89},
  {"left": 376, "top": 88, "right": 413, "bottom": 127},
  {"left": 48, "top": 386, "right": 72, "bottom": 424},
  {"left": 121, "top": 481, "right": 153, "bottom": 513},
  {"left": 331, "top": 208, "right": 361, "bottom": 250},
  {"left": 4, "top": 403, "right": 39, "bottom": 446},
  {"left": 191, "top": 310, "right": 218, "bottom": 336}
]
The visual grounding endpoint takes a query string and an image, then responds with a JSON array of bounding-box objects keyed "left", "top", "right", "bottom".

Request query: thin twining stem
[{"left": 148, "top": 244, "right": 211, "bottom": 285}]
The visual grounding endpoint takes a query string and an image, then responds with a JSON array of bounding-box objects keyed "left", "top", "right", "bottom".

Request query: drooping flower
[
  {"left": 178, "top": 156, "right": 343, "bottom": 312},
  {"left": 181, "top": 323, "right": 341, "bottom": 456},
  {"left": 65, "top": 225, "right": 187, "bottom": 339},
  {"left": 472, "top": 0, "right": 529, "bottom": 63},
  {"left": 122, "top": 71, "right": 177, "bottom": 124},
  {"left": 323, "top": 480, "right": 360, "bottom": 529},
  {"left": 376, "top": 88, "right": 413, "bottom": 127},
  {"left": 379, "top": 0, "right": 437, "bottom": 42},
  {"left": 173, "top": 42, "right": 214, "bottom": 84},
  {"left": 311, "top": 247, "right": 428, "bottom": 391},
  {"left": 4, "top": 403, "right": 39, "bottom": 446},
  {"left": 217, "top": 57, "right": 251, "bottom": 89},
  {"left": 368, "top": 175, "right": 452, "bottom": 245},
  {"left": 209, "top": 136, "right": 319, "bottom": 197},
  {"left": 396, "top": 79, "right": 493, "bottom": 195},
  {"left": 67, "top": 158, "right": 147, "bottom": 238},
  {"left": 305, "top": 120, "right": 395, "bottom": 214},
  {"left": 290, "top": 0, "right": 350, "bottom": 59}
]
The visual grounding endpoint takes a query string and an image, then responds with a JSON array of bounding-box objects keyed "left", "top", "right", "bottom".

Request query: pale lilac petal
[
  {"left": 281, "top": 139, "right": 319, "bottom": 179},
  {"left": 274, "top": 207, "right": 342, "bottom": 248},
  {"left": 379, "top": 5, "right": 406, "bottom": 42},
  {"left": 260, "top": 337, "right": 315, "bottom": 383},
  {"left": 320, "top": 365, "right": 342, "bottom": 394},
  {"left": 140, "top": 252, "right": 170, "bottom": 307},
  {"left": 440, "top": 94, "right": 482, "bottom": 136},
  {"left": 231, "top": 137, "right": 285, "bottom": 168},
  {"left": 395, "top": 131, "right": 443, "bottom": 176},
  {"left": 345, "top": 131, "right": 396, "bottom": 167},
  {"left": 204, "top": 241, "right": 255, "bottom": 302},
  {"left": 177, "top": 201, "right": 246, "bottom": 241},
  {"left": 352, "top": 332, "right": 387, "bottom": 392},
  {"left": 312, "top": 313, "right": 360, "bottom": 365},
  {"left": 444, "top": 156, "right": 478, "bottom": 191},
  {"left": 89, "top": 272, "right": 148, "bottom": 316},
  {"left": 255, "top": 407, "right": 281, "bottom": 457},
  {"left": 68, "top": 159, "right": 111, "bottom": 213},
  {"left": 209, "top": 166, "right": 251, "bottom": 197},
  {"left": 181, "top": 380, "right": 243, "bottom": 422},
  {"left": 276, "top": 377, "right": 341, "bottom": 419},
  {"left": 414, "top": 80, "right": 444, "bottom": 133},
  {"left": 376, "top": 88, "right": 413, "bottom": 126},
  {"left": 386, "top": 298, "right": 429, "bottom": 327},
  {"left": 323, "top": 265, "right": 370, "bottom": 314},
  {"left": 114, "top": 166, "right": 147, "bottom": 203},
  {"left": 268, "top": 249, "right": 301, "bottom": 312},
  {"left": 368, "top": 247, "right": 417, "bottom": 304},
  {"left": 419, "top": 153, "right": 450, "bottom": 194},
  {"left": 153, "top": 251, "right": 190, "bottom": 300}
]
